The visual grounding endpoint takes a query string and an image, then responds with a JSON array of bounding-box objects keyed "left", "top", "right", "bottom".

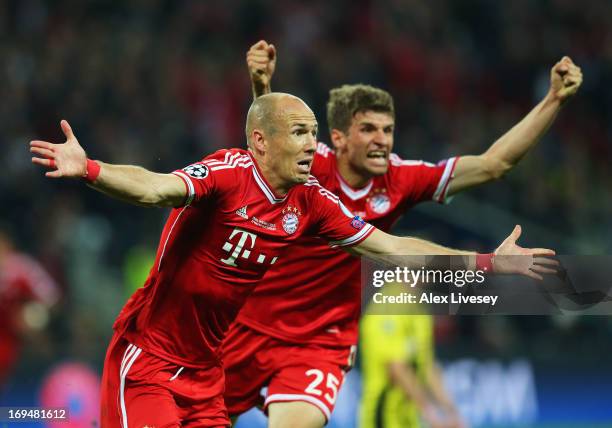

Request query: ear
[
  {"left": 251, "top": 129, "right": 267, "bottom": 153},
  {"left": 330, "top": 128, "right": 347, "bottom": 151}
]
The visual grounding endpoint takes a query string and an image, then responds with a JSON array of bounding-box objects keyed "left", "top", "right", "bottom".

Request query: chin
[
  {"left": 294, "top": 175, "right": 309, "bottom": 184},
  {"left": 366, "top": 164, "right": 389, "bottom": 176}
]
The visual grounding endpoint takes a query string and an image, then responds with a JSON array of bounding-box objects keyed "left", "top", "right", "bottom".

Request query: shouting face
[{"left": 333, "top": 110, "right": 395, "bottom": 179}]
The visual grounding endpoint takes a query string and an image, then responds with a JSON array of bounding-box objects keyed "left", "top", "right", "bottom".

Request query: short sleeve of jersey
[
  {"left": 389, "top": 154, "right": 459, "bottom": 204},
  {"left": 171, "top": 150, "right": 249, "bottom": 206},
  {"left": 172, "top": 162, "right": 216, "bottom": 206},
  {"left": 306, "top": 179, "right": 375, "bottom": 248}
]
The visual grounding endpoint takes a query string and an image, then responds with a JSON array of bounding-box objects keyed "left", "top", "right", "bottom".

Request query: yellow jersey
[{"left": 359, "top": 314, "right": 434, "bottom": 428}]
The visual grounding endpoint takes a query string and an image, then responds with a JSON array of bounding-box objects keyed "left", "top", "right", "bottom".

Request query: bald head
[{"left": 245, "top": 92, "right": 313, "bottom": 146}]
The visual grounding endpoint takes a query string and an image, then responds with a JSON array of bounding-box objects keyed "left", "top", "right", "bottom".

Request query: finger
[
  {"left": 248, "top": 49, "right": 272, "bottom": 59},
  {"left": 30, "top": 146, "right": 55, "bottom": 159},
  {"left": 247, "top": 53, "right": 273, "bottom": 64},
  {"left": 250, "top": 40, "right": 265, "bottom": 50},
  {"left": 528, "top": 248, "right": 556, "bottom": 256},
  {"left": 530, "top": 265, "right": 557, "bottom": 275},
  {"left": 253, "top": 40, "right": 268, "bottom": 50},
  {"left": 533, "top": 257, "right": 560, "bottom": 267},
  {"left": 60, "top": 119, "right": 74, "bottom": 140},
  {"left": 30, "top": 140, "right": 54, "bottom": 150},
  {"left": 555, "top": 64, "right": 569, "bottom": 75},
  {"left": 248, "top": 57, "right": 272, "bottom": 66},
  {"left": 268, "top": 44, "right": 276, "bottom": 59},
  {"left": 508, "top": 224, "right": 522, "bottom": 242},
  {"left": 248, "top": 61, "right": 268, "bottom": 72},
  {"left": 526, "top": 269, "right": 544, "bottom": 281},
  {"left": 32, "top": 157, "right": 56, "bottom": 169},
  {"left": 561, "top": 55, "right": 573, "bottom": 64},
  {"left": 45, "top": 170, "right": 63, "bottom": 178}
]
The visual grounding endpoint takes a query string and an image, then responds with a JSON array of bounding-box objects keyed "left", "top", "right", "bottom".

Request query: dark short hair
[{"left": 326, "top": 84, "right": 395, "bottom": 133}]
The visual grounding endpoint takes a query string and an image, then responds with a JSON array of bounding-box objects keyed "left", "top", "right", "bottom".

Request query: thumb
[
  {"left": 268, "top": 44, "right": 276, "bottom": 60},
  {"left": 556, "top": 63, "right": 569, "bottom": 75},
  {"left": 60, "top": 119, "right": 75, "bottom": 140},
  {"left": 509, "top": 224, "right": 522, "bottom": 243}
]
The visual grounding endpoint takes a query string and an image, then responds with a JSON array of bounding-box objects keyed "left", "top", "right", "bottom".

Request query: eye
[
  {"left": 361, "top": 125, "right": 376, "bottom": 133},
  {"left": 384, "top": 126, "right": 394, "bottom": 134}
]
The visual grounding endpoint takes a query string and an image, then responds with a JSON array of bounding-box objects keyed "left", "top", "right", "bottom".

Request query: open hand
[
  {"left": 30, "top": 120, "right": 87, "bottom": 179},
  {"left": 493, "top": 225, "right": 558, "bottom": 280}
]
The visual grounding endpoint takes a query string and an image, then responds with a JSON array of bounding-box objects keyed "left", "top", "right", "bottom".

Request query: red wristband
[
  {"left": 476, "top": 253, "right": 495, "bottom": 273},
  {"left": 83, "top": 159, "right": 101, "bottom": 183}
]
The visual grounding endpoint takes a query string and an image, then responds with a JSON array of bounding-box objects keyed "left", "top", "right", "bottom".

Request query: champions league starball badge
[
  {"left": 281, "top": 206, "right": 302, "bottom": 234},
  {"left": 183, "top": 163, "right": 209, "bottom": 179}
]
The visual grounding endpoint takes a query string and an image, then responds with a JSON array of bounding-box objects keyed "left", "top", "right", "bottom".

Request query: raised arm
[
  {"left": 447, "top": 56, "right": 583, "bottom": 196},
  {"left": 246, "top": 40, "right": 276, "bottom": 99},
  {"left": 350, "top": 225, "right": 557, "bottom": 279},
  {"left": 30, "top": 120, "right": 186, "bottom": 207}
]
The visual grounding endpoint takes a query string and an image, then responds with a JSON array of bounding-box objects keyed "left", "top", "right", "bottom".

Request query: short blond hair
[{"left": 326, "top": 84, "right": 395, "bottom": 133}]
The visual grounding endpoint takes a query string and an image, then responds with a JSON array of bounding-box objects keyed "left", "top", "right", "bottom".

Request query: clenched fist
[
  {"left": 550, "top": 56, "right": 583, "bottom": 103},
  {"left": 247, "top": 40, "right": 276, "bottom": 97}
]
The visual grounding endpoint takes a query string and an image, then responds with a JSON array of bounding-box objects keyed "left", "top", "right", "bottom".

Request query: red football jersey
[
  {"left": 113, "top": 149, "right": 374, "bottom": 367},
  {"left": 235, "top": 143, "right": 458, "bottom": 346}
]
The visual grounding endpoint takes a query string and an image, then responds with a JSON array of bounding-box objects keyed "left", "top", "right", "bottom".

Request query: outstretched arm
[
  {"left": 350, "top": 225, "right": 557, "bottom": 279},
  {"left": 246, "top": 40, "right": 276, "bottom": 99},
  {"left": 30, "top": 120, "right": 186, "bottom": 208},
  {"left": 447, "top": 56, "right": 583, "bottom": 196}
]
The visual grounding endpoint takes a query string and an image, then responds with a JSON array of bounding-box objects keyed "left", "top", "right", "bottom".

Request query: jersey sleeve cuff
[
  {"left": 328, "top": 223, "right": 375, "bottom": 248},
  {"left": 432, "top": 156, "right": 458, "bottom": 204},
  {"left": 171, "top": 171, "right": 196, "bottom": 206}
]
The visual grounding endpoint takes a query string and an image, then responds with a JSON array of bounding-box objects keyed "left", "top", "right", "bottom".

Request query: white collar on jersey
[
  {"left": 336, "top": 173, "right": 373, "bottom": 201},
  {"left": 248, "top": 152, "right": 288, "bottom": 204}
]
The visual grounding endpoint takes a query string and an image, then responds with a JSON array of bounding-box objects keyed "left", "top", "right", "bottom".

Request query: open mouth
[
  {"left": 297, "top": 159, "right": 312, "bottom": 174},
  {"left": 367, "top": 150, "right": 387, "bottom": 159}
]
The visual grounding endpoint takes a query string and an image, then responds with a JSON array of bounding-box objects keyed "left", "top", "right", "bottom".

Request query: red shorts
[
  {"left": 100, "top": 332, "right": 230, "bottom": 428},
  {"left": 221, "top": 323, "right": 356, "bottom": 423}
]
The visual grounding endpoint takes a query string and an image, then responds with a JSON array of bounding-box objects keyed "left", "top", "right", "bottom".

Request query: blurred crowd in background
[{"left": 1, "top": 0, "right": 612, "bottom": 412}]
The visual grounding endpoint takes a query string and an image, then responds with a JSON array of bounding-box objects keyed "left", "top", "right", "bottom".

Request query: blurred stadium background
[{"left": 1, "top": 0, "right": 611, "bottom": 427}]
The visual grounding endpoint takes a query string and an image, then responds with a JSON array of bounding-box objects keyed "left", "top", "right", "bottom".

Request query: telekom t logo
[
  {"left": 220, "top": 228, "right": 278, "bottom": 267},
  {"left": 221, "top": 228, "right": 257, "bottom": 266}
]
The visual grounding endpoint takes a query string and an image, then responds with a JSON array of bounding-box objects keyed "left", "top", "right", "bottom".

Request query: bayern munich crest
[
  {"left": 183, "top": 163, "right": 209, "bottom": 179},
  {"left": 368, "top": 190, "right": 390, "bottom": 214},
  {"left": 281, "top": 206, "right": 302, "bottom": 234}
]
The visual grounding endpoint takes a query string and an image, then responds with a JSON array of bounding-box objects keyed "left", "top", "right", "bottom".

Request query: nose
[
  {"left": 305, "top": 134, "right": 317, "bottom": 154},
  {"left": 373, "top": 129, "right": 390, "bottom": 145}
]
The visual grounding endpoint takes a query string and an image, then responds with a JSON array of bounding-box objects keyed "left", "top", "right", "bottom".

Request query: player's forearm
[
  {"left": 388, "top": 362, "right": 433, "bottom": 413},
  {"left": 390, "top": 237, "right": 476, "bottom": 271},
  {"left": 353, "top": 230, "right": 476, "bottom": 270},
  {"left": 484, "top": 91, "right": 562, "bottom": 174},
  {"left": 427, "top": 364, "right": 458, "bottom": 412},
  {"left": 89, "top": 162, "right": 185, "bottom": 208},
  {"left": 252, "top": 80, "right": 271, "bottom": 99}
]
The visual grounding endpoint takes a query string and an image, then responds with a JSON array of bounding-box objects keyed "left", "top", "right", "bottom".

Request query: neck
[
  {"left": 252, "top": 154, "right": 290, "bottom": 196},
  {"left": 336, "top": 156, "right": 372, "bottom": 188}
]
